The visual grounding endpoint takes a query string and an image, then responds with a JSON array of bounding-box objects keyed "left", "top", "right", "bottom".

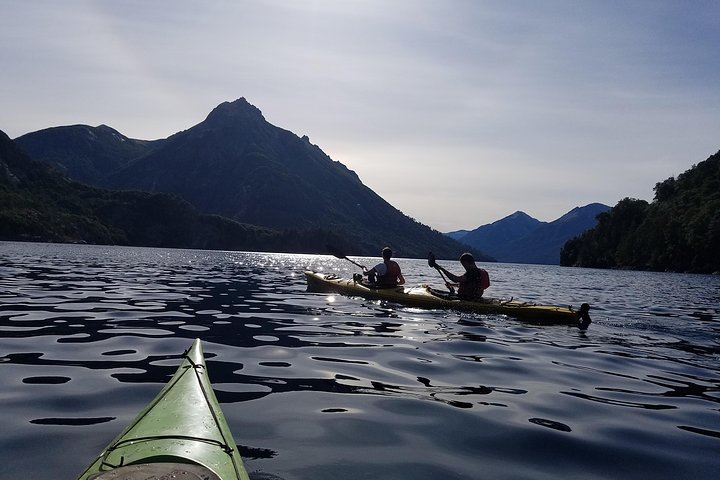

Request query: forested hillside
[
  {"left": 1, "top": 130, "right": 346, "bottom": 252},
  {"left": 16, "top": 98, "right": 487, "bottom": 259},
  {"left": 560, "top": 151, "right": 720, "bottom": 273},
  {"left": 16, "top": 124, "right": 163, "bottom": 184}
]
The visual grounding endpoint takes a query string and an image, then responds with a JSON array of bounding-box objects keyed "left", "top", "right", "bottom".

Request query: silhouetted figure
[
  {"left": 364, "top": 247, "right": 405, "bottom": 288},
  {"left": 432, "top": 252, "right": 490, "bottom": 300}
]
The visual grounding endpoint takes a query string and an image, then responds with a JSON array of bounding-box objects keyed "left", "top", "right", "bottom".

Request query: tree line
[{"left": 561, "top": 151, "right": 720, "bottom": 274}]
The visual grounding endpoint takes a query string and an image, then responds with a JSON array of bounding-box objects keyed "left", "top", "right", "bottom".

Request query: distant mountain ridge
[
  {"left": 16, "top": 124, "right": 163, "bottom": 185},
  {"left": 454, "top": 211, "right": 545, "bottom": 251},
  {"left": 449, "top": 203, "right": 610, "bottom": 264},
  {"left": 1, "top": 128, "right": 338, "bottom": 251},
  {"left": 14, "top": 98, "right": 486, "bottom": 259}
]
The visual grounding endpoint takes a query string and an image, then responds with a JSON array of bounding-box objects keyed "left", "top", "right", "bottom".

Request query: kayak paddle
[
  {"left": 327, "top": 244, "right": 367, "bottom": 271},
  {"left": 428, "top": 251, "right": 455, "bottom": 294}
]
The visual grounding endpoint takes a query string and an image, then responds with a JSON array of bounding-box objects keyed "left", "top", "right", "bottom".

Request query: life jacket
[
  {"left": 375, "top": 260, "right": 402, "bottom": 287},
  {"left": 479, "top": 268, "right": 490, "bottom": 289},
  {"left": 458, "top": 267, "right": 490, "bottom": 299}
]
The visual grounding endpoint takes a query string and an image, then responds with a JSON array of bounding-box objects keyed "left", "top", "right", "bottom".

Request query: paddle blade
[
  {"left": 327, "top": 244, "right": 367, "bottom": 270},
  {"left": 326, "top": 244, "right": 347, "bottom": 259},
  {"left": 428, "top": 251, "right": 437, "bottom": 268}
]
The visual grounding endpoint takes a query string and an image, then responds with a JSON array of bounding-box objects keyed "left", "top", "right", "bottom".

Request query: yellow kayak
[{"left": 305, "top": 271, "right": 591, "bottom": 327}]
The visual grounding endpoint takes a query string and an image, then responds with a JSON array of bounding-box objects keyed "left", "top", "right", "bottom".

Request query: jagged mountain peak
[
  {"left": 509, "top": 210, "right": 530, "bottom": 218},
  {"left": 203, "top": 97, "right": 265, "bottom": 126},
  {"left": 501, "top": 210, "right": 537, "bottom": 223},
  {"left": 11, "top": 99, "right": 488, "bottom": 258}
]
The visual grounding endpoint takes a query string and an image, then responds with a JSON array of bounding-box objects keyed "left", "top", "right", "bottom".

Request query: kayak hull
[
  {"left": 77, "top": 339, "right": 249, "bottom": 480},
  {"left": 305, "top": 271, "right": 586, "bottom": 325}
]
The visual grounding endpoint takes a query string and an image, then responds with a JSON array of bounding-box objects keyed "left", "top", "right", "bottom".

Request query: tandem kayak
[
  {"left": 305, "top": 271, "right": 591, "bottom": 327},
  {"left": 77, "top": 339, "right": 250, "bottom": 480}
]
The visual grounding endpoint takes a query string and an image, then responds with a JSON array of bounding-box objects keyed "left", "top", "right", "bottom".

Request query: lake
[{"left": 0, "top": 241, "right": 718, "bottom": 479}]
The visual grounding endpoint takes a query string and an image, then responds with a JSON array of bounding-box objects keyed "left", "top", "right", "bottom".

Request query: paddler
[
  {"left": 432, "top": 252, "right": 490, "bottom": 300},
  {"left": 364, "top": 246, "right": 405, "bottom": 288}
]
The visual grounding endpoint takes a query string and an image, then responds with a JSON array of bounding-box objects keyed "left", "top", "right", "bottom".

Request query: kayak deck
[
  {"left": 305, "top": 271, "right": 590, "bottom": 326},
  {"left": 77, "top": 339, "right": 249, "bottom": 480}
]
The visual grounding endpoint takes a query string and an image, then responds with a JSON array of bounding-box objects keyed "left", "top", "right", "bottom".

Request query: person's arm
[
  {"left": 436, "top": 265, "right": 462, "bottom": 283},
  {"left": 398, "top": 272, "right": 406, "bottom": 285}
]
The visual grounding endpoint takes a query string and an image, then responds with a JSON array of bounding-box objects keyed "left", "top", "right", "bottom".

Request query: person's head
[
  {"left": 382, "top": 247, "right": 393, "bottom": 261},
  {"left": 459, "top": 252, "right": 476, "bottom": 269}
]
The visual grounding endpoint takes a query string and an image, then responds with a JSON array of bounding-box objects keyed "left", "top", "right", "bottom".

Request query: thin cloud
[{"left": 1, "top": 0, "right": 718, "bottom": 230}]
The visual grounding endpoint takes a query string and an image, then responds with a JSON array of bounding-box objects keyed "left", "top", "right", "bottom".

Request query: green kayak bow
[{"left": 77, "top": 339, "right": 250, "bottom": 480}]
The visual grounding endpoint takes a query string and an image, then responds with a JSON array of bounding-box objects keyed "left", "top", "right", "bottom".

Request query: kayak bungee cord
[
  {"left": 91, "top": 345, "right": 246, "bottom": 479},
  {"left": 189, "top": 351, "right": 248, "bottom": 480},
  {"left": 77, "top": 339, "right": 250, "bottom": 480}
]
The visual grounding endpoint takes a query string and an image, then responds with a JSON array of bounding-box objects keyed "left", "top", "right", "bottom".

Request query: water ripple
[{"left": 1, "top": 242, "right": 719, "bottom": 480}]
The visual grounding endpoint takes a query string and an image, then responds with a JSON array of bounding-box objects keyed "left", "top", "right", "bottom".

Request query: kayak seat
[{"left": 89, "top": 462, "right": 222, "bottom": 480}]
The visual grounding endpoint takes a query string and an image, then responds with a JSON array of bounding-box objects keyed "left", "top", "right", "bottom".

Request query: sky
[{"left": 1, "top": 0, "right": 719, "bottom": 232}]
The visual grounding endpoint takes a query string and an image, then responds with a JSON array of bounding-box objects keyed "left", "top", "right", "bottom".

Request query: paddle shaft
[
  {"left": 429, "top": 252, "right": 455, "bottom": 294},
  {"left": 435, "top": 266, "right": 450, "bottom": 283},
  {"left": 326, "top": 244, "right": 368, "bottom": 271},
  {"left": 344, "top": 257, "right": 367, "bottom": 270}
]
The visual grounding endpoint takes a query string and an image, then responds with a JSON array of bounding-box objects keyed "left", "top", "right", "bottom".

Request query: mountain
[
  {"left": 445, "top": 229, "right": 470, "bottom": 241},
  {"left": 1, "top": 129, "right": 345, "bottom": 251},
  {"left": 501, "top": 204, "right": 611, "bottom": 264},
  {"left": 460, "top": 211, "right": 545, "bottom": 255},
  {"left": 16, "top": 125, "right": 163, "bottom": 185},
  {"left": 561, "top": 152, "right": 720, "bottom": 273},
  {"left": 450, "top": 204, "right": 610, "bottom": 264},
  {"left": 16, "top": 98, "right": 487, "bottom": 260}
]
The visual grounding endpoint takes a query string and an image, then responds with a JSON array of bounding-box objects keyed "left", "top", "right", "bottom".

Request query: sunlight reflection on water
[{"left": 0, "top": 241, "right": 718, "bottom": 479}]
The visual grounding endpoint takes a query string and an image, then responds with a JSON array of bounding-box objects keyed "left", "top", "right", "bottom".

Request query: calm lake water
[{"left": 0, "top": 241, "right": 718, "bottom": 479}]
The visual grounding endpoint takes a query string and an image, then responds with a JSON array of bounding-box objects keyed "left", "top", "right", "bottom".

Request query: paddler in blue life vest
[
  {"left": 434, "top": 252, "right": 490, "bottom": 299},
  {"left": 364, "top": 247, "right": 405, "bottom": 288}
]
